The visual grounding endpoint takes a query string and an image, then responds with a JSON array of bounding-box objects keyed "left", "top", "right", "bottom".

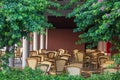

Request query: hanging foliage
[
  {"left": 0, "top": 0, "right": 61, "bottom": 48},
  {"left": 68, "top": 0, "right": 120, "bottom": 49}
]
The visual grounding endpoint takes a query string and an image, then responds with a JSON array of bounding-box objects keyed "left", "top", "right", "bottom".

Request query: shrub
[{"left": 0, "top": 67, "right": 120, "bottom": 80}]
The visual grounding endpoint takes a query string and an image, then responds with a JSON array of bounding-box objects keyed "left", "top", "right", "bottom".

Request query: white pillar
[
  {"left": 22, "top": 37, "right": 29, "bottom": 68},
  {"left": 33, "top": 32, "right": 38, "bottom": 50},
  {"left": 30, "top": 44, "right": 32, "bottom": 51},
  {"left": 98, "top": 41, "right": 102, "bottom": 51},
  {"left": 45, "top": 28, "right": 48, "bottom": 49},
  {"left": 40, "top": 34, "right": 44, "bottom": 49},
  {"left": 98, "top": 41, "right": 107, "bottom": 52},
  {"left": 103, "top": 41, "right": 106, "bottom": 52}
]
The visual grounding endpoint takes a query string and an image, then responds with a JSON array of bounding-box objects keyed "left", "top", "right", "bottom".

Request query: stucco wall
[{"left": 47, "top": 29, "right": 85, "bottom": 54}]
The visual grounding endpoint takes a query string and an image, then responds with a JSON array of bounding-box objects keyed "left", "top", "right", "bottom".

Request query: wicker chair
[
  {"left": 36, "top": 64, "right": 49, "bottom": 75},
  {"left": 26, "top": 58, "right": 38, "bottom": 70},
  {"left": 90, "top": 52, "right": 99, "bottom": 69},
  {"left": 40, "top": 61, "right": 52, "bottom": 72},
  {"left": 86, "top": 49, "right": 96, "bottom": 53},
  {"left": 58, "top": 49, "right": 65, "bottom": 55},
  {"left": 84, "top": 56, "right": 91, "bottom": 68},
  {"left": 47, "top": 52, "right": 56, "bottom": 59},
  {"left": 73, "top": 49, "right": 79, "bottom": 62},
  {"left": 60, "top": 54, "right": 71, "bottom": 64},
  {"left": 36, "top": 61, "right": 52, "bottom": 74},
  {"left": 77, "top": 52, "right": 84, "bottom": 63},
  {"left": 14, "top": 48, "right": 22, "bottom": 65},
  {"left": 98, "top": 55, "right": 109, "bottom": 66},
  {"left": 30, "top": 56, "right": 42, "bottom": 64},
  {"left": 41, "top": 49, "right": 47, "bottom": 54},
  {"left": 49, "top": 59, "right": 67, "bottom": 75},
  {"left": 45, "top": 52, "right": 56, "bottom": 63},
  {"left": 60, "top": 54, "right": 71, "bottom": 59}
]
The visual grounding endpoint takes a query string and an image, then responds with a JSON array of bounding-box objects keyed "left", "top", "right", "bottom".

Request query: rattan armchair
[
  {"left": 40, "top": 61, "right": 52, "bottom": 72},
  {"left": 77, "top": 52, "right": 84, "bottom": 63},
  {"left": 36, "top": 64, "right": 49, "bottom": 75},
  {"left": 98, "top": 55, "right": 109, "bottom": 66},
  {"left": 90, "top": 52, "right": 99, "bottom": 69},
  {"left": 26, "top": 58, "right": 38, "bottom": 70},
  {"left": 30, "top": 55, "right": 42, "bottom": 64},
  {"left": 58, "top": 49, "right": 65, "bottom": 55},
  {"left": 73, "top": 49, "right": 79, "bottom": 62},
  {"left": 84, "top": 56, "right": 91, "bottom": 68},
  {"left": 60, "top": 54, "right": 71, "bottom": 65},
  {"left": 49, "top": 59, "right": 67, "bottom": 75},
  {"left": 36, "top": 61, "right": 52, "bottom": 74},
  {"left": 14, "top": 48, "right": 22, "bottom": 65}
]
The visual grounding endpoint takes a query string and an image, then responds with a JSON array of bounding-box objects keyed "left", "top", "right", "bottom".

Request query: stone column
[
  {"left": 40, "top": 34, "right": 44, "bottom": 49},
  {"left": 33, "top": 32, "right": 38, "bottom": 50},
  {"left": 22, "top": 37, "right": 29, "bottom": 68},
  {"left": 98, "top": 41, "right": 102, "bottom": 51},
  {"left": 45, "top": 28, "right": 48, "bottom": 49}
]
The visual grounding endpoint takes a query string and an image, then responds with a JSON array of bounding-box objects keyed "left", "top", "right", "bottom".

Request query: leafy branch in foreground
[{"left": 68, "top": 0, "right": 120, "bottom": 49}]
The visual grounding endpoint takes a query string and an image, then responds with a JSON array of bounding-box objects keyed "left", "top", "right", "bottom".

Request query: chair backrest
[
  {"left": 98, "top": 56, "right": 109, "bottom": 65},
  {"left": 84, "top": 56, "right": 90, "bottom": 62},
  {"left": 73, "top": 49, "right": 79, "bottom": 54},
  {"left": 26, "top": 58, "right": 38, "bottom": 70},
  {"left": 77, "top": 52, "right": 84, "bottom": 62},
  {"left": 73, "top": 49, "right": 79, "bottom": 62},
  {"left": 47, "top": 52, "right": 55, "bottom": 59},
  {"left": 55, "top": 59, "right": 67, "bottom": 74},
  {"left": 66, "top": 66, "right": 81, "bottom": 76},
  {"left": 64, "top": 50, "right": 68, "bottom": 54},
  {"left": 30, "top": 56, "right": 41, "bottom": 63},
  {"left": 54, "top": 51, "right": 59, "bottom": 58},
  {"left": 97, "top": 52, "right": 105, "bottom": 56},
  {"left": 40, "top": 61, "right": 52, "bottom": 72},
  {"left": 38, "top": 55, "right": 44, "bottom": 61},
  {"left": 60, "top": 56, "right": 69, "bottom": 60},
  {"left": 86, "top": 49, "right": 96, "bottom": 53},
  {"left": 58, "top": 49, "right": 65, "bottom": 55},
  {"left": 40, "top": 49, "right": 47, "bottom": 54},
  {"left": 36, "top": 64, "right": 49, "bottom": 74},
  {"left": 34, "top": 50, "right": 39, "bottom": 55},
  {"left": 60, "top": 54, "right": 71, "bottom": 60},
  {"left": 91, "top": 52, "right": 99, "bottom": 62},
  {"left": 15, "top": 48, "right": 22, "bottom": 57},
  {"left": 29, "top": 51, "right": 37, "bottom": 56}
]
